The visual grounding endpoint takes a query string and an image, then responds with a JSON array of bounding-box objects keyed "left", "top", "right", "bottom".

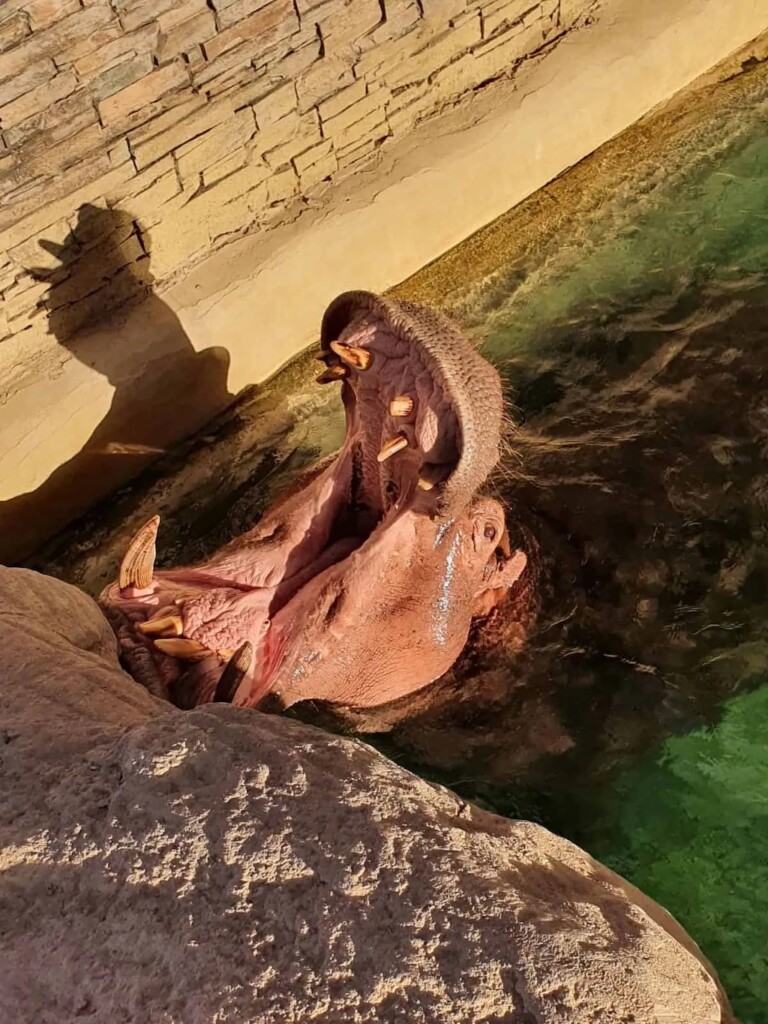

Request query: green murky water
[
  {"left": 30, "top": 58, "right": 768, "bottom": 1021},
  {"left": 380, "top": 61, "right": 768, "bottom": 1022}
]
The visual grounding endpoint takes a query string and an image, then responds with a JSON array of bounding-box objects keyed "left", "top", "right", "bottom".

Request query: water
[
  {"left": 29, "top": 57, "right": 768, "bottom": 1022},
  {"left": 379, "top": 59, "right": 768, "bottom": 1022}
]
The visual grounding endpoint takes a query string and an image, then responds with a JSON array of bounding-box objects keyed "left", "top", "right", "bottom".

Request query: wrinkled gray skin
[{"left": 100, "top": 292, "right": 529, "bottom": 711}]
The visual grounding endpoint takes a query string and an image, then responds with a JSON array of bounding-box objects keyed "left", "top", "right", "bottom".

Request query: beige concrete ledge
[{"left": 0, "top": 0, "right": 766, "bottom": 561}]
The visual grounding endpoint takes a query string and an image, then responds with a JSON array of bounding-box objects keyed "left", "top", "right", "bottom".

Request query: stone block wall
[{"left": 0, "top": 0, "right": 593, "bottom": 349}]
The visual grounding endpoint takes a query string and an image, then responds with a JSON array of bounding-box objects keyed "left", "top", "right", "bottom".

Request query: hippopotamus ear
[{"left": 495, "top": 519, "right": 512, "bottom": 559}]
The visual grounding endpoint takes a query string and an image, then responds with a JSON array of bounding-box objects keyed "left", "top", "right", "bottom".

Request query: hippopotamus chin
[{"left": 99, "top": 292, "right": 529, "bottom": 711}]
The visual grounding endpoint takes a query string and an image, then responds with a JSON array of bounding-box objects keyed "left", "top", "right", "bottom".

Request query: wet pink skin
[{"left": 99, "top": 293, "right": 529, "bottom": 712}]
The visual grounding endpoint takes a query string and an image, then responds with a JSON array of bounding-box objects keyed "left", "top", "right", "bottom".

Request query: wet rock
[{"left": 0, "top": 567, "right": 733, "bottom": 1023}]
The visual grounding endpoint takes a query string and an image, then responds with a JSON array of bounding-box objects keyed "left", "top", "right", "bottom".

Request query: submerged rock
[{"left": 0, "top": 567, "right": 733, "bottom": 1023}]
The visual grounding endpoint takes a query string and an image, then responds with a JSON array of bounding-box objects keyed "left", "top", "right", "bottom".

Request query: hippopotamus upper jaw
[
  {"left": 320, "top": 291, "right": 505, "bottom": 517},
  {"left": 98, "top": 292, "right": 528, "bottom": 711}
]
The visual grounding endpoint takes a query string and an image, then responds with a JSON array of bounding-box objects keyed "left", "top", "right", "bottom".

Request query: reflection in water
[{"left": 26, "top": 60, "right": 768, "bottom": 1023}]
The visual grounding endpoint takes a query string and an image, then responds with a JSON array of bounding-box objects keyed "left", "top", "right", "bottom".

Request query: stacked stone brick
[{"left": 0, "top": 0, "right": 592, "bottom": 346}]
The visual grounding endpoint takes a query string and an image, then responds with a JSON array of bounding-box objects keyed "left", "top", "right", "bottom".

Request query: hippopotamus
[{"left": 99, "top": 292, "right": 529, "bottom": 712}]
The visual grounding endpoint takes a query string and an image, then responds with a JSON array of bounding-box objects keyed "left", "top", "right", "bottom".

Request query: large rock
[{"left": 0, "top": 567, "right": 734, "bottom": 1023}]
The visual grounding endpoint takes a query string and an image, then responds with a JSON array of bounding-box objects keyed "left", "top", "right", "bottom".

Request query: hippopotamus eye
[{"left": 484, "top": 524, "right": 497, "bottom": 543}]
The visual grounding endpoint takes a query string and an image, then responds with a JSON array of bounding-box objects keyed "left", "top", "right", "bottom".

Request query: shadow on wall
[{"left": 0, "top": 203, "right": 233, "bottom": 565}]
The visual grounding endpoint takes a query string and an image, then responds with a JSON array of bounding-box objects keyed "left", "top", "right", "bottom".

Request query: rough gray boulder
[{"left": 0, "top": 567, "right": 733, "bottom": 1023}]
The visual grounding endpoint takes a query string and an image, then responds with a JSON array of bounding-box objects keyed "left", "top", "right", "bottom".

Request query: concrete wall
[
  {"left": 0, "top": 0, "right": 594, "bottom": 348},
  {"left": 0, "top": 0, "right": 766, "bottom": 562}
]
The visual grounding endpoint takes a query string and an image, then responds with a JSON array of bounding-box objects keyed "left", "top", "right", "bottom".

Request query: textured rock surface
[{"left": 0, "top": 567, "right": 733, "bottom": 1023}]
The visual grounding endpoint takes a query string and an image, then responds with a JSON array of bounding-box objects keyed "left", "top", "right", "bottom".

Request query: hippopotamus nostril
[{"left": 330, "top": 339, "right": 372, "bottom": 372}]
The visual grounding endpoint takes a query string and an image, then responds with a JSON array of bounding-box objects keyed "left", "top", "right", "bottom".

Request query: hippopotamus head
[{"left": 99, "top": 292, "right": 528, "bottom": 711}]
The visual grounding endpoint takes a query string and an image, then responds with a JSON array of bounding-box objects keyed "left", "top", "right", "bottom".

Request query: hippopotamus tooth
[
  {"left": 377, "top": 433, "right": 409, "bottom": 462},
  {"left": 389, "top": 396, "right": 414, "bottom": 417},
  {"left": 117, "top": 514, "right": 159, "bottom": 592},
  {"left": 136, "top": 614, "right": 183, "bottom": 637}
]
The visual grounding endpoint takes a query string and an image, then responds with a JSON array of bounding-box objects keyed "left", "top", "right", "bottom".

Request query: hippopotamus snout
[{"left": 98, "top": 292, "right": 529, "bottom": 712}]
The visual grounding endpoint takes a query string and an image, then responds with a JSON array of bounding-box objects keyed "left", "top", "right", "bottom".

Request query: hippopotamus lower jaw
[{"left": 99, "top": 292, "right": 528, "bottom": 711}]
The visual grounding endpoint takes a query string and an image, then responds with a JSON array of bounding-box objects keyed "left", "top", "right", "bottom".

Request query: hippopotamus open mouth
[{"left": 99, "top": 292, "right": 528, "bottom": 711}]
